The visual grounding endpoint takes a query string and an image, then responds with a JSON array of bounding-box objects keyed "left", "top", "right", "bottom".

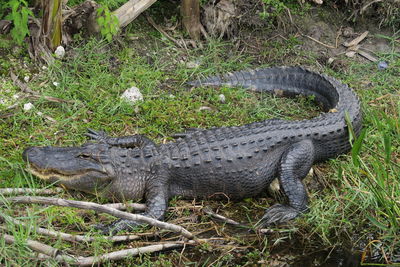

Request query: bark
[{"left": 181, "top": 0, "right": 201, "bottom": 40}]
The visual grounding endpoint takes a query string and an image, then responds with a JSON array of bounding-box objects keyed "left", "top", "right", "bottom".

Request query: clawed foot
[
  {"left": 85, "top": 128, "right": 109, "bottom": 143},
  {"left": 255, "top": 204, "right": 301, "bottom": 228},
  {"left": 93, "top": 219, "right": 143, "bottom": 235}
]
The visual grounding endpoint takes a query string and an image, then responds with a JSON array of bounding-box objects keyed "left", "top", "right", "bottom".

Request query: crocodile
[{"left": 23, "top": 66, "right": 362, "bottom": 233}]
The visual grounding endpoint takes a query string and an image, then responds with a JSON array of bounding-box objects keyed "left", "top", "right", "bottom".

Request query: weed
[{"left": 2, "top": 0, "right": 33, "bottom": 45}]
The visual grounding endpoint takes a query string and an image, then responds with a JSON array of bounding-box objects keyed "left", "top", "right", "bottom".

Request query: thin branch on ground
[
  {"left": 2, "top": 233, "right": 76, "bottom": 263},
  {"left": 0, "top": 188, "right": 64, "bottom": 196},
  {"left": 303, "top": 35, "right": 336, "bottom": 49},
  {"left": 75, "top": 242, "right": 189, "bottom": 266},
  {"left": 2, "top": 196, "right": 196, "bottom": 240},
  {"left": 202, "top": 207, "right": 242, "bottom": 226},
  {"left": 147, "top": 16, "right": 187, "bottom": 49},
  {"left": 0, "top": 214, "right": 141, "bottom": 243},
  {"left": 103, "top": 202, "right": 146, "bottom": 211}
]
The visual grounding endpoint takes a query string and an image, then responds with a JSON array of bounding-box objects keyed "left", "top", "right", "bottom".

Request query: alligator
[{"left": 23, "top": 66, "right": 362, "bottom": 234}]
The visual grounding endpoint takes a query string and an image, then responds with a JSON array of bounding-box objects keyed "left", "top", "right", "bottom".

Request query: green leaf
[
  {"left": 383, "top": 133, "right": 391, "bottom": 164},
  {"left": 351, "top": 128, "right": 366, "bottom": 167}
]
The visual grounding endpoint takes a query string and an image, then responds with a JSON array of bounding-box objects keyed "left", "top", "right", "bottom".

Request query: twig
[
  {"left": 303, "top": 35, "right": 336, "bottom": 49},
  {"left": 75, "top": 243, "right": 188, "bottom": 266},
  {"left": 146, "top": 16, "right": 184, "bottom": 48},
  {"left": 0, "top": 188, "right": 64, "bottom": 196},
  {"left": 2, "top": 233, "right": 76, "bottom": 263},
  {"left": 2, "top": 196, "right": 196, "bottom": 240},
  {"left": 202, "top": 207, "right": 241, "bottom": 226}
]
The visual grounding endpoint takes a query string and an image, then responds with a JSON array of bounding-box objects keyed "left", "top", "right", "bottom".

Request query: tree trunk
[
  {"left": 181, "top": 0, "right": 201, "bottom": 40},
  {"left": 41, "top": 0, "right": 62, "bottom": 50}
]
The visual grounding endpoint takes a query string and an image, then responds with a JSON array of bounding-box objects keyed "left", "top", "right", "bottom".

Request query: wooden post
[{"left": 181, "top": 0, "right": 201, "bottom": 40}]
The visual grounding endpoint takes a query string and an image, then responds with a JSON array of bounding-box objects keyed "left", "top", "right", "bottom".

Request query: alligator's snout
[{"left": 23, "top": 146, "right": 40, "bottom": 162}]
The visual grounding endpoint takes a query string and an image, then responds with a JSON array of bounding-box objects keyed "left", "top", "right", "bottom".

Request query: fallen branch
[
  {"left": 3, "top": 233, "right": 76, "bottom": 263},
  {"left": 0, "top": 188, "right": 64, "bottom": 196},
  {"left": 3, "top": 196, "right": 196, "bottom": 240}
]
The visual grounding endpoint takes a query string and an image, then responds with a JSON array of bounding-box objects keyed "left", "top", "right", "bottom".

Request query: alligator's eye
[{"left": 77, "top": 153, "right": 91, "bottom": 159}]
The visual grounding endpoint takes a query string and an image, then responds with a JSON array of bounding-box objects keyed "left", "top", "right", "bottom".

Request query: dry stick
[
  {"left": 75, "top": 242, "right": 189, "bottom": 266},
  {"left": 303, "top": 35, "right": 336, "bottom": 49},
  {"left": 3, "top": 196, "right": 196, "bottom": 240},
  {"left": 2, "top": 233, "right": 76, "bottom": 263},
  {"left": 0, "top": 214, "right": 141, "bottom": 243},
  {"left": 202, "top": 207, "right": 241, "bottom": 226},
  {"left": 0, "top": 188, "right": 64, "bottom": 196}
]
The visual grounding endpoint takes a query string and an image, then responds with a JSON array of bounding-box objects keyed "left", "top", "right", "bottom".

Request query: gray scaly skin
[{"left": 23, "top": 66, "right": 362, "bottom": 234}]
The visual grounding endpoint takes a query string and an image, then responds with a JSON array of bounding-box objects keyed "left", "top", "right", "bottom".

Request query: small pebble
[
  {"left": 377, "top": 61, "right": 388, "bottom": 70},
  {"left": 23, "top": 103, "right": 34, "bottom": 111},
  {"left": 218, "top": 94, "right": 226, "bottom": 103}
]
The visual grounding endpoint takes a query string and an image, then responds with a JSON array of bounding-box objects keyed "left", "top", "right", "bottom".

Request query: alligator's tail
[{"left": 188, "top": 66, "right": 361, "bottom": 130}]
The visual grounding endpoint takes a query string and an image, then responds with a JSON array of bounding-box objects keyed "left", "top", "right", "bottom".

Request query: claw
[
  {"left": 255, "top": 204, "right": 300, "bottom": 228},
  {"left": 85, "top": 129, "right": 108, "bottom": 142}
]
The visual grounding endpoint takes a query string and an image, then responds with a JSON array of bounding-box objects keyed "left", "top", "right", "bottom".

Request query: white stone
[
  {"left": 23, "top": 102, "right": 34, "bottom": 111},
  {"left": 121, "top": 86, "right": 143, "bottom": 104},
  {"left": 54, "top": 46, "right": 65, "bottom": 59}
]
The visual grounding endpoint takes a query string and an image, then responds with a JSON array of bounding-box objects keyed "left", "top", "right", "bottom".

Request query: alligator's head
[{"left": 23, "top": 143, "right": 117, "bottom": 196}]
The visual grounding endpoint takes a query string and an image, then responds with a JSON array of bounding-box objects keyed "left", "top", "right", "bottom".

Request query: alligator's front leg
[
  {"left": 97, "top": 175, "right": 170, "bottom": 234},
  {"left": 258, "top": 139, "right": 314, "bottom": 227},
  {"left": 86, "top": 128, "right": 155, "bottom": 148}
]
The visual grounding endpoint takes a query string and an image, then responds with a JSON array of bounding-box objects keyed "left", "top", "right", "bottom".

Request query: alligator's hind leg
[
  {"left": 257, "top": 139, "right": 314, "bottom": 227},
  {"left": 85, "top": 128, "right": 155, "bottom": 148}
]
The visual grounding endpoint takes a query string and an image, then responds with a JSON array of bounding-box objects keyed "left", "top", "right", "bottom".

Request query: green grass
[{"left": 1, "top": 12, "right": 400, "bottom": 266}]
